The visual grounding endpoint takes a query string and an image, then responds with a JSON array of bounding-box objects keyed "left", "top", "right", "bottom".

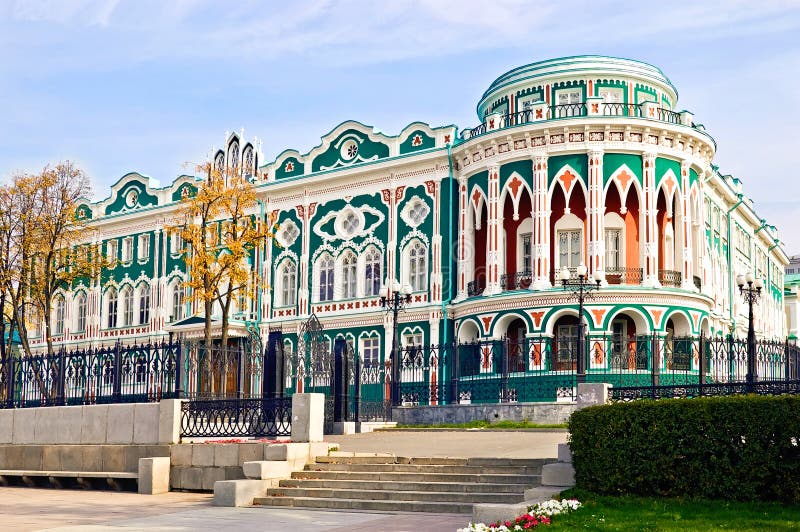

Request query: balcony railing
[
  {"left": 467, "top": 279, "right": 486, "bottom": 297},
  {"left": 693, "top": 275, "right": 702, "bottom": 291},
  {"left": 500, "top": 271, "right": 533, "bottom": 291},
  {"left": 605, "top": 267, "right": 643, "bottom": 285},
  {"left": 461, "top": 102, "right": 694, "bottom": 141},
  {"left": 659, "top": 269, "right": 683, "bottom": 287}
]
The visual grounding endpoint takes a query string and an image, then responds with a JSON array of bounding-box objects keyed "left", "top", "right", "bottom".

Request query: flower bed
[{"left": 458, "top": 499, "right": 582, "bottom": 531}]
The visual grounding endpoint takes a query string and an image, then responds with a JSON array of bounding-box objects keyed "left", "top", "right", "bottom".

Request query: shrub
[{"left": 568, "top": 395, "right": 800, "bottom": 502}]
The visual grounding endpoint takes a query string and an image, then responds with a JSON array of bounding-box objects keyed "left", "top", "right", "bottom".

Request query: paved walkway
[
  {"left": 3, "top": 487, "right": 468, "bottom": 531},
  {"left": 326, "top": 429, "right": 568, "bottom": 458},
  {"left": 3, "top": 431, "right": 566, "bottom": 531}
]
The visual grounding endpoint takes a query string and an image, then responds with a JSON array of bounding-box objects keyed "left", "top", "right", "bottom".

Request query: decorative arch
[
  {"left": 491, "top": 312, "right": 532, "bottom": 340},
  {"left": 499, "top": 171, "right": 534, "bottom": 221},
  {"left": 543, "top": 307, "right": 581, "bottom": 336},
  {"left": 548, "top": 164, "right": 588, "bottom": 204},
  {"left": 663, "top": 309, "right": 693, "bottom": 335},
  {"left": 457, "top": 318, "right": 482, "bottom": 343},
  {"left": 604, "top": 307, "right": 652, "bottom": 333}
]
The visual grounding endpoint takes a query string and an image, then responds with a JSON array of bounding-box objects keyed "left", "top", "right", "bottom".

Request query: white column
[
  {"left": 429, "top": 180, "right": 442, "bottom": 303},
  {"left": 588, "top": 150, "right": 604, "bottom": 278},
  {"left": 455, "top": 177, "right": 469, "bottom": 301},
  {"left": 642, "top": 151, "right": 660, "bottom": 287},
  {"left": 532, "top": 154, "right": 551, "bottom": 289},
  {"left": 680, "top": 160, "right": 695, "bottom": 290},
  {"left": 485, "top": 165, "right": 502, "bottom": 295}
]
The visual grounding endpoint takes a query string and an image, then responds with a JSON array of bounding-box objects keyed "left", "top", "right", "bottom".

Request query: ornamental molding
[{"left": 449, "top": 290, "right": 713, "bottom": 319}]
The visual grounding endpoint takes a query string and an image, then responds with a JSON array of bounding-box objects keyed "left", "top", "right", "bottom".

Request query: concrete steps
[{"left": 254, "top": 456, "right": 553, "bottom": 514}]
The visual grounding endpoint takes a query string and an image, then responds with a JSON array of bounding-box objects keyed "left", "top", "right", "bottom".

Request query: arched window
[
  {"left": 280, "top": 261, "right": 297, "bottom": 307},
  {"left": 228, "top": 141, "right": 239, "bottom": 168},
  {"left": 318, "top": 254, "right": 334, "bottom": 302},
  {"left": 76, "top": 293, "right": 87, "bottom": 333},
  {"left": 364, "top": 247, "right": 381, "bottom": 297},
  {"left": 171, "top": 284, "right": 185, "bottom": 322},
  {"left": 54, "top": 296, "right": 65, "bottom": 335},
  {"left": 408, "top": 241, "right": 427, "bottom": 291},
  {"left": 107, "top": 288, "right": 118, "bottom": 328},
  {"left": 122, "top": 286, "right": 134, "bottom": 327},
  {"left": 139, "top": 285, "right": 150, "bottom": 325},
  {"left": 341, "top": 251, "right": 357, "bottom": 299}
]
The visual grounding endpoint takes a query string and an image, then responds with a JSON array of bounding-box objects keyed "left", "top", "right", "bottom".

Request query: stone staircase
[{"left": 253, "top": 455, "right": 555, "bottom": 514}]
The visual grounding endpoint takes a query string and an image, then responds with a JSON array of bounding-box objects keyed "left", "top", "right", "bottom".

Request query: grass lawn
[
  {"left": 394, "top": 420, "right": 567, "bottom": 429},
  {"left": 543, "top": 488, "right": 800, "bottom": 531}
]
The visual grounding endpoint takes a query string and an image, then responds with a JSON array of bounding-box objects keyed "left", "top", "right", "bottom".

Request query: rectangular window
[
  {"left": 361, "top": 337, "right": 381, "bottom": 368},
  {"left": 605, "top": 229, "right": 621, "bottom": 270},
  {"left": 121, "top": 237, "right": 133, "bottom": 263},
  {"left": 171, "top": 234, "right": 183, "bottom": 255},
  {"left": 106, "top": 240, "right": 118, "bottom": 263},
  {"left": 139, "top": 289, "right": 150, "bottom": 325},
  {"left": 556, "top": 324, "right": 578, "bottom": 369},
  {"left": 521, "top": 233, "right": 532, "bottom": 274},
  {"left": 599, "top": 88, "right": 623, "bottom": 103},
  {"left": 519, "top": 94, "right": 542, "bottom": 111},
  {"left": 138, "top": 234, "right": 150, "bottom": 261},
  {"left": 558, "top": 229, "right": 582, "bottom": 269},
  {"left": 556, "top": 89, "right": 582, "bottom": 117}
]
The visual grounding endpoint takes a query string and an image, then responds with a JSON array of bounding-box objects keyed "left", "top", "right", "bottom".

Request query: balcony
[
  {"left": 467, "top": 279, "right": 485, "bottom": 297},
  {"left": 500, "top": 271, "right": 533, "bottom": 291},
  {"left": 605, "top": 267, "right": 643, "bottom": 285},
  {"left": 658, "top": 269, "right": 683, "bottom": 287},
  {"left": 460, "top": 101, "right": 690, "bottom": 141}
]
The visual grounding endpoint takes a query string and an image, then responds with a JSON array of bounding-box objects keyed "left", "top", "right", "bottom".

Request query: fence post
[
  {"left": 353, "top": 349, "right": 361, "bottom": 423},
  {"left": 113, "top": 340, "right": 122, "bottom": 403},
  {"left": 333, "top": 337, "right": 346, "bottom": 423},
  {"left": 450, "top": 341, "right": 460, "bottom": 405},
  {"left": 698, "top": 334, "right": 706, "bottom": 395},
  {"left": 651, "top": 333, "right": 660, "bottom": 388},
  {"left": 6, "top": 356, "right": 15, "bottom": 408},
  {"left": 786, "top": 338, "right": 791, "bottom": 382},
  {"left": 174, "top": 340, "right": 183, "bottom": 399},
  {"left": 264, "top": 330, "right": 283, "bottom": 399},
  {"left": 500, "top": 338, "right": 509, "bottom": 402},
  {"left": 57, "top": 347, "right": 67, "bottom": 406}
]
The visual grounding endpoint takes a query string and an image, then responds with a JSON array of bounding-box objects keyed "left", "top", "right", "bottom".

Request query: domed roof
[{"left": 477, "top": 55, "right": 678, "bottom": 118}]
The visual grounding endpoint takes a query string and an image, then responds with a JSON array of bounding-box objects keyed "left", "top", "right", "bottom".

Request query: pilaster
[
  {"left": 532, "top": 155, "right": 551, "bottom": 289},
  {"left": 485, "top": 165, "right": 502, "bottom": 295}
]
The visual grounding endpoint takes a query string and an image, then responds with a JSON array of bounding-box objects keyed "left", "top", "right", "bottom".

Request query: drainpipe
[
  {"left": 726, "top": 194, "right": 744, "bottom": 331},
  {"left": 442, "top": 139, "right": 456, "bottom": 345}
]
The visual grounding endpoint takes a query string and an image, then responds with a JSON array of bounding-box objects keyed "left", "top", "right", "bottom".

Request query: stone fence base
[{"left": 391, "top": 402, "right": 576, "bottom": 426}]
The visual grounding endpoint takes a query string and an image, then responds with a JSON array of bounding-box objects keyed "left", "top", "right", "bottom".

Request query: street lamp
[
  {"left": 560, "top": 264, "right": 602, "bottom": 383},
  {"left": 736, "top": 272, "right": 763, "bottom": 390},
  {"left": 380, "top": 279, "right": 412, "bottom": 405}
]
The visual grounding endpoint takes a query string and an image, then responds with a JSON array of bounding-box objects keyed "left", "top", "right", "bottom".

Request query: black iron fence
[
  {"left": 180, "top": 397, "right": 291, "bottom": 438},
  {"left": 0, "top": 341, "right": 180, "bottom": 408},
  {"left": 395, "top": 335, "right": 800, "bottom": 406}
]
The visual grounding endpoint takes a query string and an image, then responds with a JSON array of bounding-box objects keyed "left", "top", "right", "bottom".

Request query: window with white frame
[
  {"left": 556, "top": 88, "right": 582, "bottom": 117},
  {"left": 122, "top": 286, "right": 134, "bottom": 326},
  {"left": 599, "top": 87, "right": 624, "bottom": 115},
  {"left": 106, "top": 240, "right": 118, "bottom": 263},
  {"left": 403, "top": 332, "right": 423, "bottom": 348},
  {"left": 558, "top": 229, "right": 583, "bottom": 268},
  {"left": 361, "top": 336, "right": 380, "bottom": 367},
  {"left": 519, "top": 93, "right": 543, "bottom": 110},
  {"left": 121, "top": 237, "right": 133, "bottom": 263},
  {"left": 76, "top": 293, "right": 87, "bottom": 333},
  {"left": 54, "top": 296, "right": 65, "bottom": 335},
  {"left": 138, "top": 234, "right": 150, "bottom": 261},
  {"left": 171, "top": 284, "right": 185, "bottom": 322},
  {"left": 280, "top": 261, "right": 297, "bottom": 307},
  {"left": 521, "top": 233, "right": 532, "bottom": 274},
  {"left": 170, "top": 233, "right": 183, "bottom": 255},
  {"left": 605, "top": 229, "right": 622, "bottom": 270},
  {"left": 408, "top": 241, "right": 427, "bottom": 291},
  {"left": 139, "top": 285, "right": 150, "bottom": 325},
  {"left": 364, "top": 247, "right": 381, "bottom": 297},
  {"left": 318, "top": 254, "right": 334, "bottom": 302},
  {"left": 341, "top": 252, "right": 357, "bottom": 299},
  {"left": 107, "top": 288, "right": 118, "bottom": 328}
]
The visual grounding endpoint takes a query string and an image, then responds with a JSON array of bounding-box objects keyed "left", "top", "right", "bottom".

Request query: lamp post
[
  {"left": 380, "top": 279, "right": 412, "bottom": 406},
  {"left": 736, "top": 272, "right": 762, "bottom": 391},
  {"left": 560, "top": 264, "right": 602, "bottom": 383}
]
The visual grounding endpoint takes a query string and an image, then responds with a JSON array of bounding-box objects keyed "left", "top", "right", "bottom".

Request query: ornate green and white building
[{"left": 33, "top": 56, "right": 789, "bottom": 389}]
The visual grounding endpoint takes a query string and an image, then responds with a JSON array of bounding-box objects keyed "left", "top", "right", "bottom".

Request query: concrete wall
[
  {"left": 391, "top": 402, "right": 576, "bottom": 425},
  {"left": 0, "top": 400, "right": 181, "bottom": 445},
  {"left": 0, "top": 444, "right": 170, "bottom": 473}
]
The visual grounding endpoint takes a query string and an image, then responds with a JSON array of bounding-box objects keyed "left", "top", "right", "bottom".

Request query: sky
[{"left": 1, "top": 0, "right": 800, "bottom": 253}]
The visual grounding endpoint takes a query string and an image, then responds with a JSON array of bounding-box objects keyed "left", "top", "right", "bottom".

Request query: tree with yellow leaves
[{"left": 171, "top": 159, "right": 275, "bottom": 350}]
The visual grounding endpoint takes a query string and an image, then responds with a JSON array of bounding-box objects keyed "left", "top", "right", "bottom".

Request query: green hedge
[{"left": 568, "top": 395, "right": 800, "bottom": 502}]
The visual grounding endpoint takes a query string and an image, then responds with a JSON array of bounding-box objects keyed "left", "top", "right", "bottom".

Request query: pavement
[{"left": 2, "top": 430, "right": 567, "bottom": 531}]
